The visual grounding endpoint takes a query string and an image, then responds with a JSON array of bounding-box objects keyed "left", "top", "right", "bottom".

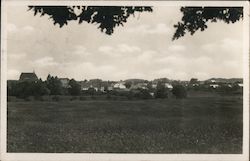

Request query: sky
[{"left": 6, "top": 5, "right": 243, "bottom": 81}]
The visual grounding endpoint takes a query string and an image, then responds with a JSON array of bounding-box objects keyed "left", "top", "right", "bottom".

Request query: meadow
[{"left": 7, "top": 93, "right": 243, "bottom": 153}]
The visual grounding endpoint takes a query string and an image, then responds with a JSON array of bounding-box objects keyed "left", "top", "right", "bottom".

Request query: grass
[{"left": 7, "top": 94, "right": 243, "bottom": 153}]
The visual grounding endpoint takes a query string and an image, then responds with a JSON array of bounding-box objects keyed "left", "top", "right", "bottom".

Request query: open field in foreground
[{"left": 7, "top": 95, "right": 242, "bottom": 153}]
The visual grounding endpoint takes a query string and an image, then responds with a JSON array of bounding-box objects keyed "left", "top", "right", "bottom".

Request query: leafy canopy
[
  {"left": 172, "top": 7, "right": 243, "bottom": 40},
  {"left": 28, "top": 6, "right": 153, "bottom": 35},
  {"left": 28, "top": 6, "right": 243, "bottom": 39}
]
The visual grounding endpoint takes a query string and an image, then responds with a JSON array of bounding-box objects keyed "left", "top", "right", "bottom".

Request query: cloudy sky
[{"left": 6, "top": 5, "right": 243, "bottom": 81}]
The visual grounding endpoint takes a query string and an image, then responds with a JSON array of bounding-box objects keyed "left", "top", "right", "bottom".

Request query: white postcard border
[{"left": 1, "top": 1, "right": 249, "bottom": 161}]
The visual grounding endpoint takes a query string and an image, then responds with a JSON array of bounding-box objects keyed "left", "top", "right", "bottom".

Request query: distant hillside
[
  {"left": 152, "top": 78, "right": 171, "bottom": 83},
  {"left": 206, "top": 78, "right": 243, "bottom": 83},
  {"left": 124, "top": 79, "right": 147, "bottom": 84}
]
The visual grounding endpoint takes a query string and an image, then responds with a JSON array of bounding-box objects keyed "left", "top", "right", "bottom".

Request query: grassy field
[{"left": 7, "top": 94, "right": 243, "bottom": 153}]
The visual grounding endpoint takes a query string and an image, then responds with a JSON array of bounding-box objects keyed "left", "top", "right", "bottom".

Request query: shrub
[
  {"left": 172, "top": 85, "right": 187, "bottom": 99},
  {"left": 139, "top": 89, "right": 152, "bottom": 99},
  {"left": 154, "top": 82, "right": 168, "bottom": 99}
]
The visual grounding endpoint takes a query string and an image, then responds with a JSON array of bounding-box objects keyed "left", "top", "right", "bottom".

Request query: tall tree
[
  {"left": 46, "top": 74, "right": 63, "bottom": 95},
  {"left": 154, "top": 82, "right": 168, "bottom": 99},
  {"left": 68, "top": 79, "right": 81, "bottom": 96}
]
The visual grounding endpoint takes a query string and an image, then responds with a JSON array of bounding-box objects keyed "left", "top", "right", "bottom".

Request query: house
[
  {"left": 107, "top": 86, "right": 113, "bottom": 91},
  {"left": 100, "top": 86, "right": 105, "bottom": 92},
  {"left": 210, "top": 79, "right": 216, "bottom": 83},
  {"left": 152, "top": 83, "right": 157, "bottom": 89},
  {"left": 210, "top": 84, "right": 219, "bottom": 88},
  {"left": 113, "top": 82, "right": 126, "bottom": 89},
  {"left": 79, "top": 81, "right": 90, "bottom": 91},
  {"left": 164, "top": 83, "right": 173, "bottom": 89},
  {"left": 59, "top": 78, "right": 70, "bottom": 88},
  {"left": 130, "top": 83, "right": 148, "bottom": 90},
  {"left": 238, "top": 83, "right": 243, "bottom": 87},
  {"left": 19, "top": 72, "right": 38, "bottom": 82}
]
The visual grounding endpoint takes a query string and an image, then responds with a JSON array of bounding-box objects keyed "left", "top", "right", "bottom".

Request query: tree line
[
  {"left": 8, "top": 75, "right": 81, "bottom": 99},
  {"left": 7, "top": 74, "right": 188, "bottom": 100}
]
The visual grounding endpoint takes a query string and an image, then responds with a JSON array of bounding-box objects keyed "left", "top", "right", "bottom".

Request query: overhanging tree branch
[
  {"left": 172, "top": 7, "right": 243, "bottom": 40},
  {"left": 28, "top": 6, "right": 153, "bottom": 35},
  {"left": 28, "top": 6, "right": 243, "bottom": 40}
]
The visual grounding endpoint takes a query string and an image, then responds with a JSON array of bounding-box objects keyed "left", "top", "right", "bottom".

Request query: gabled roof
[
  {"left": 19, "top": 72, "right": 38, "bottom": 81},
  {"left": 59, "top": 78, "right": 70, "bottom": 81}
]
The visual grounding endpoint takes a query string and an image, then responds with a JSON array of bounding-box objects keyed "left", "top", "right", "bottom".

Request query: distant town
[{"left": 7, "top": 71, "right": 243, "bottom": 101}]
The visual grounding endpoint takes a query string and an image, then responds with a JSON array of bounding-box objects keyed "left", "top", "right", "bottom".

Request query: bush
[
  {"left": 138, "top": 89, "right": 152, "bottom": 99},
  {"left": 154, "top": 82, "right": 168, "bottom": 99},
  {"left": 172, "top": 85, "right": 187, "bottom": 99}
]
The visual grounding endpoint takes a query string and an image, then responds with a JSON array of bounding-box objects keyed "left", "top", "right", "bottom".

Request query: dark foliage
[
  {"left": 172, "top": 85, "right": 187, "bottom": 99},
  {"left": 138, "top": 89, "right": 152, "bottom": 99},
  {"left": 8, "top": 79, "right": 49, "bottom": 99},
  {"left": 87, "top": 87, "right": 96, "bottom": 95},
  {"left": 68, "top": 79, "right": 81, "bottom": 96},
  {"left": 173, "top": 7, "right": 243, "bottom": 40},
  {"left": 154, "top": 82, "right": 168, "bottom": 99},
  {"left": 46, "top": 74, "right": 63, "bottom": 95},
  {"left": 28, "top": 6, "right": 153, "bottom": 35},
  {"left": 216, "top": 84, "right": 242, "bottom": 95},
  {"left": 124, "top": 82, "right": 132, "bottom": 89}
]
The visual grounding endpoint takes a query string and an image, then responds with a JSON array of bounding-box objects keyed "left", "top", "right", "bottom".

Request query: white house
[
  {"left": 59, "top": 78, "right": 70, "bottom": 88},
  {"left": 211, "top": 79, "right": 216, "bottom": 83},
  {"left": 210, "top": 84, "right": 219, "bottom": 88},
  {"left": 100, "top": 86, "right": 105, "bottom": 92},
  {"left": 165, "top": 83, "right": 173, "bottom": 89},
  {"left": 113, "top": 82, "right": 126, "bottom": 89},
  {"left": 238, "top": 83, "right": 243, "bottom": 87},
  {"left": 152, "top": 84, "right": 157, "bottom": 89},
  {"left": 82, "top": 87, "right": 89, "bottom": 91},
  {"left": 130, "top": 83, "right": 147, "bottom": 90}
]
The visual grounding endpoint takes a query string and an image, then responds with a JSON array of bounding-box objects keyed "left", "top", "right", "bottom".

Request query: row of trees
[
  {"left": 7, "top": 75, "right": 188, "bottom": 100},
  {"left": 8, "top": 75, "right": 81, "bottom": 99}
]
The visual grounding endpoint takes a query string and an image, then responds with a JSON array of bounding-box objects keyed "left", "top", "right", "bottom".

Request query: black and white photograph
[{"left": 1, "top": 1, "right": 249, "bottom": 161}]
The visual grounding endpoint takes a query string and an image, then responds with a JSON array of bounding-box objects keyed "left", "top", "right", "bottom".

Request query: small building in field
[
  {"left": 79, "top": 81, "right": 90, "bottom": 91},
  {"left": 19, "top": 72, "right": 38, "bottom": 82},
  {"left": 59, "top": 78, "right": 70, "bottom": 88},
  {"left": 152, "top": 83, "right": 157, "bottom": 89},
  {"left": 130, "top": 83, "right": 148, "bottom": 90},
  {"left": 238, "top": 83, "right": 243, "bottom": 87},
  {"left": 210, "top": 84, "right": 219, "bottom": 88},
  {"left": 113, "top": 82, "right": 126, "bottom": 89},
  {"left": 164, "top": 83, "right": 173, "bottom": 89},
  {"left": 100, "top": 86, "right": 105, "bottom": 92}
]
